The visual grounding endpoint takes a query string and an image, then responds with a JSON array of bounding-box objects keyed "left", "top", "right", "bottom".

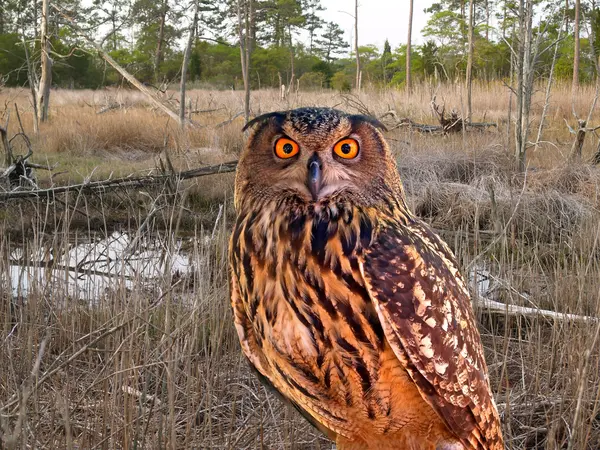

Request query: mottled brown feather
[
  {"left": 229, "top": 107, "right": 504, "bottom": 450},
  {"left": 358, "top": 216, "right": 504, "bottom": 450}
]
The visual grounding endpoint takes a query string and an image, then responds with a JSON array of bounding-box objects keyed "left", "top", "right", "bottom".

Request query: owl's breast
[{"left": 230, "top": 201, "right": 451, "bottom": 441}]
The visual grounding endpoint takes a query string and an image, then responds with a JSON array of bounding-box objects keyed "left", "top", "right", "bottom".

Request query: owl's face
[{"left": 235, "top": 108, "right": 404, "bottom": 209}]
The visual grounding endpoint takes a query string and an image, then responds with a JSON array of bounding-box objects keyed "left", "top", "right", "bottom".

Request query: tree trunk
[
  {"left": 33, "top": 0, "right": 38, "bottom": 39},
  {"left": 570, "top": 120, "right": 587, "bottom": 161},
  {"left": 155, "top": 0, "right": 168, "bottom": 83},
  {"left": 37, "top": 0, "right": 52, "bottom": 122},
  {"left": 22, "top": 32, "right": 39, "bottom": 134},
  {"left": 237, "top": 0, "right": 252, "bottom": 123},
  {"left": 515, "top": 0, "right": 534, "bottom": 172},
  {"left": 406, "top": 0, "right": 413, "bottom": 93},
  {"left": 485, "top": 0, "right": 490, "bottom": 41},
  {"left": 573, "top": 0, "right": 581, "bottom": 94},
  {"left": 460, "top": 0, "right": 466, "bottom": 41},
  {"left": 354, "top": 0, "right": 360, "bottom": 91},
  {"left": 515, "top": 0, "right": 526, "bottom": 171},
  {"left": 111, "top": 10, "right": 118, "bottom": 51},
  {"left": 466, "top": 0, "right": 474, "bottom": 123},
  {"left": 180, "top": 0, "right": 199, "bottom": 129},
  {"left": 288, "top": 24, "right": 295, "bottom": 89},
  {"left": 245, "top": 0, "right": 253, "bottom": 119}
]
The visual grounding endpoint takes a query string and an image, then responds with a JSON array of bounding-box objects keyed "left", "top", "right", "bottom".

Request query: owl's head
[{"left": 235, "top": 107, "right": 406, "bottom": 210}]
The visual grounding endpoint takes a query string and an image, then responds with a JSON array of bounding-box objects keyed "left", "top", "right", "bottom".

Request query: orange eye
[
  {"left": 274, "top": 137, "right": 299, "bottom": 159},
  {"left": 333, "top": 138, "right": 359, "bottom": 159}
]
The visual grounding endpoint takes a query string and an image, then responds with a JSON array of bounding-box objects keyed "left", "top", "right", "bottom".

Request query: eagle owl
[{"left": 229, "top": 108, "right": 504, "bottom": 450}]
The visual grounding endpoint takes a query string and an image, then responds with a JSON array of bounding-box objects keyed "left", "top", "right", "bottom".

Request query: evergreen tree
[
  {"left": 315, "top": 21, "right": 349, "bottom": 62},
  {"left": 302, "top": 0, "right": 324, "bottom": 54}
]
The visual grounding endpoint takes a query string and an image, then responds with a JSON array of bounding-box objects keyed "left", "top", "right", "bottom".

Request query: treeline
[{"left": 0, "top": 0, "right": 598, "bottom": 90}]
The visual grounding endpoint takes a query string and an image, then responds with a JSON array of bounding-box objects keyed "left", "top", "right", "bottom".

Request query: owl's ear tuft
[
  {"left": 347, "top": 114, "right": 388, "bottom": 132},
  {"left": 242, "top": 111, "right": 287, "bottom": 132}
]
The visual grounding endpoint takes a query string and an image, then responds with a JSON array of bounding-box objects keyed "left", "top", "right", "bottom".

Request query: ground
[{"left": 0, "top": 84, "right": 600, "bottom": 449}]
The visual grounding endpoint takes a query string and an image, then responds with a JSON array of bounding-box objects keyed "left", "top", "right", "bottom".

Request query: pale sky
[{"left": 307, "top": 0, "right": 436, "bottom": 52}]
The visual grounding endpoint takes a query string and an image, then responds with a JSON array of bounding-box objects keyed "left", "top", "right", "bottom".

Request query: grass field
[{"left": 1, "top": 82, "right": 600, "bottom": 449}]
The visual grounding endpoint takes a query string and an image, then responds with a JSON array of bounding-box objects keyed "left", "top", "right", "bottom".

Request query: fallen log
[
  {"left": 0, "top": 160, "right": 238, "bottom": 201},
  {"left": 477, "top": 296, "right": 598, "bottom": 324},
  {"left": 469, "top": 121, "right": 498, "bottom": 129}
]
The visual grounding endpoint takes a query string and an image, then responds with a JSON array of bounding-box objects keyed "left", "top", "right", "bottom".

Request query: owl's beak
[{"left": 307, "top": 153, "right": 322, "bottom": 201}]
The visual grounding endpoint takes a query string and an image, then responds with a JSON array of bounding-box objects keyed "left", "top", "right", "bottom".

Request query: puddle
[
  {"left": 468, "top": 265, "right": 492, "bottom": 298},
  {"left": 8, "top": 231, "right": 192, "bottom": 302}
]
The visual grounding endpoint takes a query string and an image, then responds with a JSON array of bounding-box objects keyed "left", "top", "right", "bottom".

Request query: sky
[{"left": 306, "top": 0, "right": 437, "bottom": 51}]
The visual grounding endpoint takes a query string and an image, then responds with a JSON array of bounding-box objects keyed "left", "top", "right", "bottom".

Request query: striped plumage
[{"left": 229, "top": 108, "right": 504, "bottom": 449}]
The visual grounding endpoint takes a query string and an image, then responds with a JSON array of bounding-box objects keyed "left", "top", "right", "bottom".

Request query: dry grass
[{"left": 1, "top": 82, "right": 600, "bottom": 449}]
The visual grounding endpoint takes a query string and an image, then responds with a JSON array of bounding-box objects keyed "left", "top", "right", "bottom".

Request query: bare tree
[
  {"left": 155, "top": 0, "right": 169, "bottom": 83},
  {"left": 237, "top": 0, "right": 253, "bottom": 123},
  {"left": 180, "top": 0, "right": 199, "bottom": 129},
  {"left": 573, "top": 0, "right": 581, "bottom": 94},
  {"left": 485, "top": 0, "right": 490, "bottom": 40},
  {"left": 406, "top": 0, "right": 413, "bottom": 93},
  {"left": 466, "top": 0, "right": 475, "bottom": 123},
  {"left": 354, "top": 0, "right": 360, "bottom": 92},
  {"left": 37, "top": 0, "right": 52, "bottom": 122},
  {"left": 514, "top": 0, "right": 534, "bottom": 171}
]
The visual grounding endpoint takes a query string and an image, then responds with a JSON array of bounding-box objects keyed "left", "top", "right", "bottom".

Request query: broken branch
[{"left": 0, "top": 161, "right": 238, "bottom": 201}]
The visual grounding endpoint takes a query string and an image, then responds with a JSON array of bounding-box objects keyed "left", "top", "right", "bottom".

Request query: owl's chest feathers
[
  {"left": 231, "top": 201, "right": 456, "bottom": 436},
  {"left": 232, "top": 199, "right": 389, "bottom": 380},
  {"left": 233, "top": 200, "right": 378, "bottom": 323}
]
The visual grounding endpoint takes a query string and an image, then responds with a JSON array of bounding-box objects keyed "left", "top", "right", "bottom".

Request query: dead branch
[
  {"left": 215, "top": 112, "right": 244, "bottom": 128},
  {"left": 431, "top": 97, "right": 464, "bottom": 133},
  {"left": 378, "top": 99, "right": 496, "bottom": 135},
  {"left": 53, "top": 5, "right": 187, "bottom": 126},
  {"left": 568, "top": 119, "right": 588, "bottom": 161},
  {"left": 478, "top": 296, "right": 598, "bottom": 324},
  {"left": 339, "top": 94, "right": 373, "bottom": 116},
  {"left": 396, "top": 118, "right": 442, "bottom": 133},
  {"left": 189, "top": 107, "right": 226, "bottom": 115},
  {"left": 0, "top": 161, "right": 238, "bottom": 201},
  {"left": 469, "top": 121, "right": 498, "bottom": 129},
  {"left": 0, "top": 107, "right": 40, "bottom": 189},
  {"left": 472, "top": 268, "right": 599, "bottom": 324},
  {"left": 96, "top": 102, "right": 123, "bottom": 114},
  {"left": 0, "top": 111, "right": 13, "bottom": 166}
]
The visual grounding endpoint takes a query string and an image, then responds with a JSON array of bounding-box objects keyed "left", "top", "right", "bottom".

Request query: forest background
[{"left": 0, "top": 0, "right": 592, "bottom": 93}]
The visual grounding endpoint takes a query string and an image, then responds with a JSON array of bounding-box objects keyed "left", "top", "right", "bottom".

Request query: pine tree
[
  {"left": 302, "top": 0, "right": 324, "bottom": 54},
  {"left": 315, "top": 21, "right": 349, "bottom": 62}
]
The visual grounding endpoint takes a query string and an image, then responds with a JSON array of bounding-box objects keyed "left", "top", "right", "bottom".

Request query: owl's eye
[
  {"left": 274, "top": 137, "right": 299, "bottom": 159},
  {"left": 333, "top": 138, "right": 359, "bottom": 159}
]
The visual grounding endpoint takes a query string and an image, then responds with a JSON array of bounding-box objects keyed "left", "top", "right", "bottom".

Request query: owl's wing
[{"left": 358, "top": 219, "right": 504, "bottom": 450}]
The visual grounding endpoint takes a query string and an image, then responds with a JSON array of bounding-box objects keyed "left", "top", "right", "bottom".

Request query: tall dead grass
[{"left": 1, "top": 83, "right": 600, "bottom": 448}]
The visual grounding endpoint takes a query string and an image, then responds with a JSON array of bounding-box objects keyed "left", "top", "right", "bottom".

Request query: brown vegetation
[{"left": 1, "top": 83, "right": 600, "bottom": 449}]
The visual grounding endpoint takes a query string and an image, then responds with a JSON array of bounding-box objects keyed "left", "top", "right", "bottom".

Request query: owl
[{"left": 229, "top": 107, "right": 504, "bottom": 450}]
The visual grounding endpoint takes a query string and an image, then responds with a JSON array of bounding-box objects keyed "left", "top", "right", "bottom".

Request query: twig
[
  {"left": 0, "top": 322, "right": 131, "bottom": 416},
  {"left": 0, "top": 161, "right": 238, "bottom": 201},
  {"left": 96, "top": 103, "right": 122, "bottom": 114},
  {"left": 215, "top": 111, "right": 244, "bottom": 128},
  {"left": 0, "top": 110, "right": 12, "bottom": 167},
  {"left": 2, "top": 332, "right": 50, "bottom": 444}
]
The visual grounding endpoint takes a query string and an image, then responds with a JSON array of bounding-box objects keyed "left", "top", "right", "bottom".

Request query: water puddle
[{"left": 8, "top": 231, "right": 192, "bottom": 302}]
